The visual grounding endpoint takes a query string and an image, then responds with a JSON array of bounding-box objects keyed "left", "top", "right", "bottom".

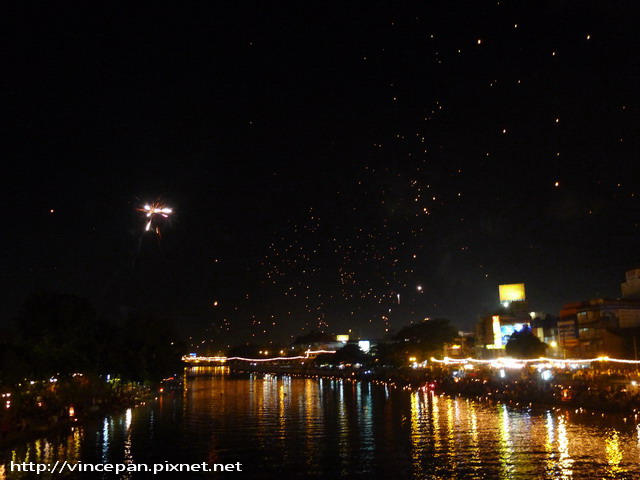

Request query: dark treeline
[
  {"left": 227, "top": 318, "right": 459, "bottom": 367},
  {"left": 315, "top": 318, "right": 458, "bottom": 366},
  {"left": 0, "top": 291, "right": 185, "bottom": 386}
]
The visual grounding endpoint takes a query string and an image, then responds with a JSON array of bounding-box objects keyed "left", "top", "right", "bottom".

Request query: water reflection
[
  {"left": 122, "top": 408, "right": 133, "bottom": 480},
  {"left": 545, "top": 411, "right": 556, "bottom": 477},
  {"left": 468, "top": 400, "right": 481, "bottom": 476},
  {"left": 498, "top": 404, "right": 514, "bottom": 478},
  {"left": 410, "top": 390, "right": 426, "bottom": 478},
  {"left": 557, "top": 415, "right": 574, "bottom": 479},
  {"left": 605, "top": 429, "right": 622, "bottom": 478},
  {"left": 1, "top": 369, "right": 640, "bottom": 479},
  {"left": 1, "top": 427, "right": 83, "bottom": 480}
]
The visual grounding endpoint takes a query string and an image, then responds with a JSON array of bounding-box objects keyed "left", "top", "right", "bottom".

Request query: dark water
[{"left": 2, "top": 366, "right": 640, "bottom": 479}]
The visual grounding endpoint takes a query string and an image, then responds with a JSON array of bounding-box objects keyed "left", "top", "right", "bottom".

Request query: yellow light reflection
[
  {"left": 277, "top": 380, "right": 286, "bottom": 440},
  {"left": 497, "top": 404, "right": 514, "bottom": 478},
  {"left": 432, "top": 392, "right": 441, "bottom": 452},
  {"left": 468, "top": 400, "right": 481, "bottom": 475},
  {"left": 557, "top": 415, "right": 574, "bottom": 479},
  {"left": 605, "top": 430, "right": 623, "bottom": 478},
  {"left": 410, "top": 391, "right": 425, "bottom": 478},
  {"left": 544, "top": 412, "right": 555, "bottom": 477},
  {"left": 446, "top": 397, "right": 458, "bottom": 470}
]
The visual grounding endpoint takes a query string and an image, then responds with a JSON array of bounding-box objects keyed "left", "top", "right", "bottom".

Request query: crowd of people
[{"left": 427, "top": 365, "right": 640, "bottom": 413}]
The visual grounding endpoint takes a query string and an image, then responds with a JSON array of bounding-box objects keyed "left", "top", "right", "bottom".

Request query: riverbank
[{"left": 0, "top": 375, "right": 159, "bottom": 449}]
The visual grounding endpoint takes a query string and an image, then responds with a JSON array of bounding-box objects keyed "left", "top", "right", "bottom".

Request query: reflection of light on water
[
  {"left": 557, "top": 415, "right": 573, "bottom": 479},
  {"left": 277, "top": 381, "right": 286, "bottom": 440},
  {"left": 149, "top": 409, "right": 155, "bottom": 441},
  {"left": 446, "top": 398, "right": 458, "bottom": 469},
  {"left": 544, "top": 411, "right": 555, "bottom": 477},
  {"left": 545, "top": 412, "right": 555, "bottom": 444},
  {"left": 262, "top": 375, "right": 273, "bottom": 411},
  {"left": 7, "top": 374, "right": 640, "bottom": 479},
  {"left": 497, "top": 404, "right": 514, "bottom": 478},
  {"left": 337, "top": 383, "right": 346, "bottom": 429},
  {"left": 35, "top": 439, "right": 43, "bottom": 462},
  {"left": 43, "top": 437, "right": 51, "bottom": 461},
  {"left": 431, "top": 392, "right": 441, "bottom": 452},
  {"left": 605, "top": 430, "right": 623, "bottom": 477},
  {"left": 125, "top": 407, "right": 132, "bottom": 429},
  {"left": 3, "top": 424, "right": 84, "bottom": 477},
  {"left": 338, "top": 380, "right": 348, "bottom": 476},
  {"left": 304, "top": 379, "right": 320, "bottom": 466},
  {"left": 71, "top": 427, "right": 83, "bottom": 462},
  {"left": 275, "top": 378, "right": 289, "bottom": 461},
  {"left": 359, "top": 382, "right": 374, "bottom": 466},
  {"left": 304, "top": 379, "right": 314, "bottom": 418},
  {"left": 410, "top": 391, "right": 424, "bottom": 478},
  {"left": 468, "top": 400, "right": 481, "bottom": 475},
  {"left": 122, "top": 408, "right": 134, "bottom": 480},
  {"left": 102, "top": 417, "right": 110, "bottom": 463}
]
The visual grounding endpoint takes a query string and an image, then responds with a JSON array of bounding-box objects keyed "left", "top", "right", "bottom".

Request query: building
[
  {"left": 622, "top": 268, "right": 640, "bottom": 299},
  {"left": 558, "top": 302, "right": 581, "bottom": 357},
  {"left": 573, "top": 298, "right": 640, "bottom": 357},
  {"left": 475, "top": 283, "right": 532, "bottom": 358},
  {"left": 559, "top": 270, "right": 640, "bottom": 358},
  {"left": 531, "top": 315, "right": 560, "bottom": 357},
  {"left": 444, "top": 331, "right": 475, "bottom": 358}
]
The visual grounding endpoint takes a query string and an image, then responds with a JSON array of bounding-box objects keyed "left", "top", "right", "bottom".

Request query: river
[{"left": 2, "top": 366, "right": 640, "bottom": 479}]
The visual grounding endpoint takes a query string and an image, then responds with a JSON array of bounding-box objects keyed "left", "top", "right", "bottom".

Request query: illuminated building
[
  {"left": 572, "top": 298, "right": 640, "bottom": 358},
  {"left": 475, "top": 283, "right": 532, "bottom": 358},
  {"left": 475, "top": 315, "right": 529, "bottom": 358},
  {"left": 558, "top": 302, "right": 581, "bottom": 356}
]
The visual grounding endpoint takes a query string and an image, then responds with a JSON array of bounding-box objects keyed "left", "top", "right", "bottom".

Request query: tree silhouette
[
  {"left": 13, "top": 291, "right": 102, "bottom": 377},
  {"left": 392, "top": 318, "right": 457, "bottom": 360},
  {"left": 505, "top": 326, "right": 547, "bottom": 359},
  {"left": 6, "top": 291, "right": 184, "bottom": 383},
  {"left": 317, "top": 343, "right": 370, "bottom": 365}
]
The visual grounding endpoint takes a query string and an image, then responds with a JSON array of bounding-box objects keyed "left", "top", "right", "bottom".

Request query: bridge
[{"left": 182, "top": 349, "right": 336, "bottom": 364}]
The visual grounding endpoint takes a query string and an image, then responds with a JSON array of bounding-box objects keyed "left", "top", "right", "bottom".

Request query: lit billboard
[
  {"left": 499, "top": 283, "right": 526, "bottom": 302},
  {"left": 492, "top": 316, "right": 502, "bottom": 347}
]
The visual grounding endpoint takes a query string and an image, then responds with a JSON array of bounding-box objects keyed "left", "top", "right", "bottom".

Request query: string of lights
[
  {"left": 182, "top": 349, "right": 337, "bottom": 364},
  {"left": 430, "top": 356, "right": 640, "bottom": 367}
]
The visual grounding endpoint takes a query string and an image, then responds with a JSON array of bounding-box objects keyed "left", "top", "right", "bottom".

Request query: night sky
[{"left": 3, "top": 2, "right": 639, "bottom": 349}]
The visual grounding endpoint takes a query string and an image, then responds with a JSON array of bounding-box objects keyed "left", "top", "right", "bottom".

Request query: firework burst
[{"left": 138, "top": 202, "right": 173, "bottom": 237}]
